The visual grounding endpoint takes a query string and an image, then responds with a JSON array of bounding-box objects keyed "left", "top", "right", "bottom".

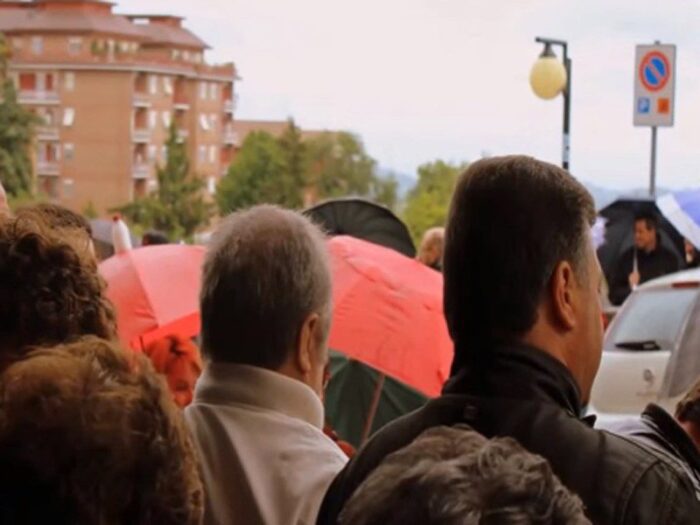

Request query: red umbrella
[
  {"left": 328, "top": 235, "right": 453, "bottom": 397},
  {"left": 99, "top": 245, "right": 205, "bottom": 350}
]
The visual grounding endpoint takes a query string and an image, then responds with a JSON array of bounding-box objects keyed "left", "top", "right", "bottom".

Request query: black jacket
[
  {"left": 610, "top": 403, "right": 700, "bottom": 496},
  {"left": 609, "top": 245, "right": 679, "bottom": 305},
  {"left": 317, "top": 344, "right": 700, "bottom": 525}
]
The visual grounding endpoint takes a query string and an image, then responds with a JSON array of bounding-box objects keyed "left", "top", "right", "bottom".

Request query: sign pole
[
  {"left": 649, "top": 126, "right": 658, "bottom": 197},
  {"left": 562, "top": 51, "right": 571, "bottom": 171}
]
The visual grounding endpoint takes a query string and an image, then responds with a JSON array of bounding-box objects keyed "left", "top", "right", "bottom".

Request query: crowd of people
[{"left": 1, "top": 155, "right": 700, "bottom": 524}]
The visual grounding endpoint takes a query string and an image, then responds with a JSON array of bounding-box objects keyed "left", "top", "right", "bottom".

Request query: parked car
[{"left": 590, "top": 268, "right": 700, "bottom": 424}]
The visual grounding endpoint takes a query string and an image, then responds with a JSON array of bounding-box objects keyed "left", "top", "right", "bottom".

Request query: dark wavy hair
[
  {"left": 676, "top": 376, "right": 700, "bottom": 426},
  {"left": 339, "top": 426, "right": 590, "bottom": 525},
  {"left": 0, "top": 336, "right": 204, "bottom": 525},
  {"left": 0, "top": 214, "right": 116, "bottom": 360}
]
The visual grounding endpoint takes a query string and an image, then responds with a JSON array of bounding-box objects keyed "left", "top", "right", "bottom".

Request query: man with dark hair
[
  {"left": 185, "top": 205, "right": 347, "bottom": 525},
  {"left": 338, "top": 426, "right": 590, "bottom": 525},
  {"left": 317, "top": 156, "right": 700, "bottom": 525},
  {"left": 609, "top": 213, "right": 679, "bottom": 305},
  {"left": 142, "top": 230, "right": 169, "bottom": 246}
]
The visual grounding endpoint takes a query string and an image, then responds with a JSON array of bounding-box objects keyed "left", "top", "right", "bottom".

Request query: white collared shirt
[{"left": 185, "top": 363, "right": 348, "bottom": 525}]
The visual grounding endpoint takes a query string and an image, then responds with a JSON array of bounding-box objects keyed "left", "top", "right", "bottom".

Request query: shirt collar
[{"left": 193, "top": 362, "right": 325, "bottom": 429}]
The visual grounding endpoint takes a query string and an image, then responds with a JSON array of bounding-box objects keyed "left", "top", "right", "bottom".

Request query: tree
[
  {"left": 118, "top": 123, "right": 212, "bottom": 240},
  {"left": 216, "top": 130, "right": 301, "bottom": 213},
  {"left": 402, "top": 160, "right": 467, "bottom": 243},
  {"left": 0, "top": 33, "right": 39, "bottom": 197}
]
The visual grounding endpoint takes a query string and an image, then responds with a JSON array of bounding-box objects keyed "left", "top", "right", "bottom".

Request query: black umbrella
[
  {"left": 89, "top": 219, "right": 141, "bottom": 260},
  {"left": 597, "top": 198, "right": 684, "bottom": 285},
  {"left": 304, "top": 198, "right": 416, "bottom": 258}
]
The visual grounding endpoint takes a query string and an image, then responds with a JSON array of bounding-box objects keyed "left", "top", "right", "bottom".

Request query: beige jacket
[{"left": 185, "top": 363, "right": 348, "bottom": 525}]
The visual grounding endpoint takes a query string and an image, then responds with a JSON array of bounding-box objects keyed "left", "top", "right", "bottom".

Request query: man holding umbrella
[{"left": 609, "top": 213, "right": 680, "bottom": 305}]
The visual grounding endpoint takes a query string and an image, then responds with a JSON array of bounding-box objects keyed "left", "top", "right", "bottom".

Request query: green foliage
[
  {"left": 81, "top": 200, "right": 98, "bottom": 220},
  {"left": 402, "top": 160, "right": 466, "bottom": 243},
  {"left": 117, "top": 124, "right": 212, "bottom": 240},
  {"left": 0, "top": 33, "right": 40, "bottom": 198},
  {"left": 216, "top": 121, "right": 398, "bottom": 214},
  {"left": 216, "top": 130, "right": 296, "bottom": 213}
]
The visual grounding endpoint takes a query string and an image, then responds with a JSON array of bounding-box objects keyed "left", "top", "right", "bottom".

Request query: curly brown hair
[
  {"left": 0, "top": 336, "right": 204, "bottom": 525},
  {"left": 676, "top": 376, "right": 700, "bottom": 426},
  {"left": 0, "top": 214, "right": 116, "bottom": 361}
]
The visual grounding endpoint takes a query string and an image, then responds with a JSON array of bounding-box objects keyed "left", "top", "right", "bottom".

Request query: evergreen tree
[
  {"left": 0, "top": 33, "right": 39, "bottom": 197},
  {"left": 118, "top": 123, "right": 212, "bottom": 240}
]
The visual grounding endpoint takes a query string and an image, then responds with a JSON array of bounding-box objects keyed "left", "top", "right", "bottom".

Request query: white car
[{"left": 590, "top": 268, "right": 700, "bottom": 424}]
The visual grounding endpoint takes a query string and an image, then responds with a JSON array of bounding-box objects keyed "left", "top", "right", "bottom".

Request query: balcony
[
  {"left": 133, "top": 93, "right": 151, "bottom": 108},
  {"left": 36, "top": 125, "right": 59, "bottom": 141},
  {"left": 132, "top": 128, "right": 151, "bottom": 143},
  {"left": 224, "top": 99, "right": 235, "bottom": 114},
  {"left": 174, "top": 93, "right": 190, "bottom": 111},
  {"left": 36, "top": 160, "right": 60, "bottom": 176},
  {"left": 223, "top": 129, "right": 240, "bottom": 146},
  {"left": 132, "top": 163, "right": 150, "bottom": 179},
  {"left": 19, "top": 90, "right": 60, "bottom": 105}
]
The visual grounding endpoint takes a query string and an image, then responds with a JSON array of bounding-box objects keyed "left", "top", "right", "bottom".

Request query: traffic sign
[{"left": 634, "top": 44, "right": 676, "bottom": 127}]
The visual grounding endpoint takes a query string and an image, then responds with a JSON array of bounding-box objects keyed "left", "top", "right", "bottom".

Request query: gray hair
[
  {"left": 200, "top": 205, "right": 331, "bottom": 368},
  {"left": 339, "top": 426, "right": 590, "bottom": 525}
]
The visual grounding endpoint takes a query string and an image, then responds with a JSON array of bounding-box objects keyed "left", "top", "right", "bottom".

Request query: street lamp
[{"left": 530, "top": 37, "right": 571, "bottom": 171}]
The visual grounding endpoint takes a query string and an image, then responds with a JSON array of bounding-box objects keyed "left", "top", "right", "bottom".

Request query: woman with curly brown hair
[
  {"left": 0, "top": 213, "right": 116, "bottom": 364},
  {"left": 0, "top": 336, "right": 204, "bottom": 525}
]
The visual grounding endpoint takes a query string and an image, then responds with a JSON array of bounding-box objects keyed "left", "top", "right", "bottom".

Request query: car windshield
[{"left": 608, "top": 287, "right": 698, "bottom": 350}]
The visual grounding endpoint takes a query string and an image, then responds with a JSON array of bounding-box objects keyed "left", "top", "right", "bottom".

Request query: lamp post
[{"left": 530, "top": 37, "right": 571, "bottom": 171}]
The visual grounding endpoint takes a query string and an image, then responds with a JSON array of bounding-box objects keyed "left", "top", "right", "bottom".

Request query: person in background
[
  {"left": 145, "top": 335, "right": 202, "bottom": 408},
  {"left": 609, "top": 213, "right": 680, "bottom": 305},
  {"left": 0, "top": 336, "right": 203, "bottom": 525},
  {"left": 417, "top": 227, "right": 445, "bottom": 271},
  {"left": 338, "top": 426, "right": 590, "bottom": 525},
  {"left": 15, "top": 202, "right": 95, "bottom": 260},
  {"left": 610, "top": 377, "right": 700, "bottom": 492},
  {"left": 317, "top": 156, "right": 700, "bottom": 525},
  {"left": 685, "top": 239, "right": 700, "bottom": 269},
  {"left": 143, "top": 230, "right": 170, "bottom": 246},
  {"left": 186, "top": 205, "right": 347, "bottom": 525},
  {"left": 0, "top": 214, "right": 116, "bottom": 367}
]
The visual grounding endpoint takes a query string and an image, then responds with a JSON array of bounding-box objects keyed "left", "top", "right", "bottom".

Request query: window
[
  {"left": 148, "top": 110, "right": 157, "bottom": 129},
  {"left": 38, "top": 176, "right": 59, "bottom": 199},
  {"left": 161, "top": 145, "right": 167, "bottom": 163},
  {"left": 107, "top": 39, "right": 115, "bottom": 55},
  {"left": 68, "top": 37, "right": 82, "bottom": 55},
  {"left": 62, "top": 179, "right": 75, "bottom": 199},
  {"left": 64, "top": 72, "right": 75, "bottom": 91},
  {"left": 12, "top": 38, "right": 23, "bottom": 52},
  {"left": 208, "top": 145, "right": 216, "bottom": 163},
  {"left": 147, "top": 145, "right": 157, "bottom": 162},
  {"left": 172, "top": 49, "right": 181, "bottom": 61},
  {"left": 163, "top": 76, "right": 173, "bottom": 95},
  {"left": 199, "top": 82, "right": 207, "bottom": 100},
  {"left": 199, "top": 113, "right": 211, "bottom": 131},
  {"left": 148, "top": 75, "right": 158, "bottom": 95},
  {"left": 31, "top": 36, "right": 43, "bottom": 55},
  {"left": 119, "top": 41, "right": 130, "bottom": 53},
  {"left": 62, "top": 107, "right": 75, "bottom": 127},
  {"left": 19, "top": 73, "right": 36, "bottom": 91},
  {"left": 198, "top": 145, "right": 206, "bottom": 163},
  {"left": 162, "top": 111, "right": 171, "bottom": 128},
  {"left": 40, "top": 108, "right": 54, "bottom": 126},
  {"left": 63, "top": 143, "right": 74, "bottom": 160},
  {"left": 183, "top": 50, "right": 191, "bottom": 62},
  {"left": 209, "top": 83, "right": 217, "bottom": 100},
  {"left": 207, "top": 176, "right": 216, "bottom": 195},
  {"left": 44, "top": 73, "right": 54, "bottom": 91}
]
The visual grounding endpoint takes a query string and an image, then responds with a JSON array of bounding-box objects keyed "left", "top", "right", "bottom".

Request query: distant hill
[
  {"left": 582, "top": 181, "right": 671, "bottom": 210},
  {"left": 378, "top": 168, "right": 417, "bottom": 198}
]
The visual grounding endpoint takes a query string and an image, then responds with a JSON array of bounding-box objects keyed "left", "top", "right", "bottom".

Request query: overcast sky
[{"left": 119, "top": 0, "right": 700, "bottom": 189}]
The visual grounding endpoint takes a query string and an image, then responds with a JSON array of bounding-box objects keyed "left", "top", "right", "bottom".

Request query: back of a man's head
[
  {"left": 200, "top": 205, "right": 331, "bottom": 369},
  {"left": 676, "top": 376, "right": 700, "bottom": 449},
  {"left": 338, "top": 426, "right": 590, "bottom": 525},
  {"left": 0, "top": 336, "right": 203, "bottom": 525},
  {"left": 443, "top": 156, "right": 595, "bottom": 363}
]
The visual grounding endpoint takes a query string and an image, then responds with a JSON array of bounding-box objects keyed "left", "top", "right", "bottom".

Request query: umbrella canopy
[
  {"left": 328, "top": 235, "right": 452, "bottom": 396},
  {"left": 657, "top": 190, "right": 700, "bottom": 249},
  {"left": 305, "top": 198, "right": 416, "bottom": 258},
  {"left": 99, "top": 245, "right": 205, "bottom": 350},
  {"left": 597, "top": 198, "right": 684, "bottom": 285},
  {"left": 90, "top": 218, "right": 140, "bottom": 260},
  {"left": 324, "top": 235, "right": 452, "bottom": 445}
]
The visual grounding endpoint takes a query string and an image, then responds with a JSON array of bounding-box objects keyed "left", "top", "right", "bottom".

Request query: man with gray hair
[
  {"left": 339, "top": 426, "right": 590, "bottom": 525},
  {"left": 185, "top": 205, "right": 347, "bottom": 525}
]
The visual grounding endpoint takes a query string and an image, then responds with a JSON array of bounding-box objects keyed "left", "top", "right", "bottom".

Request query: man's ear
[
  {"left": 549, "top": 261, "right": 577, "bottom": 331},
  {"left": 296, "top": 313, "right": 320, "bottom": 375}
]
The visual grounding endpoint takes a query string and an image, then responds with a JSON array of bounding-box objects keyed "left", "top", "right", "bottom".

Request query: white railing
[
  {"left": 132, "top": 163, "right": 150, "bottom": 179},
  {"left": 36, "top": 160, "right": 60, "bottom": 175},
  {"left": 132, "top": 129, "right": 151, "bottom": 142},
  {"left": 19, "top": 90, "right": 60, "bottom": 104}
]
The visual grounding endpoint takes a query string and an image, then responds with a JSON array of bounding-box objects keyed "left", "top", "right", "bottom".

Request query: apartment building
[{"left": 0, "top": 0, "right": 238, "bottom": 213}]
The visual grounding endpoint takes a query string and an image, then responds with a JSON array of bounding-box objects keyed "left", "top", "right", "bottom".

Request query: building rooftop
[{"left": 232, "top": 119, "right": 330, "bottom": 146}]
